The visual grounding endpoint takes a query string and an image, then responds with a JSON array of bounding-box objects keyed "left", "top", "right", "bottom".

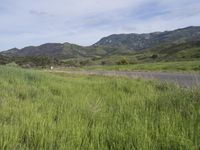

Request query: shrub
[
  {"left": 151, "top": 54, "right": 159, "bottom": 59},
  {"left": 6, "top": 62, "right": 19, "bottom": 67},
  {"left": 117, "top": 58, "right": 129, "bottom": 65}
]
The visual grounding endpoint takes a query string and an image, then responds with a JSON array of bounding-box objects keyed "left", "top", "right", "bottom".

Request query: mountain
[
  {"left": 94, "top": 26, "right": 200, "bottom": 51},
  {"left": 1, "top": 26, "right": 200, "bottom": 59},
  {"left": 1, "top": 43, "right": 131, "bottom": 59},
  {"left": 1, "top": 43, "right": 84, "bottom": 59}
]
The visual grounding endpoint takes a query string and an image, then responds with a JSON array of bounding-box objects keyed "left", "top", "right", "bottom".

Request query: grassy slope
[
  {"left": 61, "top": 41, "right": 200, "bottom": 71},
  {"left": 0, "top": 66, "right": 199, "bottom": 149},
  {"left": 71, "top": 41, "right": 200, "bottom": 66}
]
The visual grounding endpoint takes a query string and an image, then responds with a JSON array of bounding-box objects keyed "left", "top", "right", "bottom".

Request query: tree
[
  {"left": 117, "top": 58, "right": 129, "bottom": 65},
  {"left": 151, "top": 54, "right": 158, "bottom": 59}
]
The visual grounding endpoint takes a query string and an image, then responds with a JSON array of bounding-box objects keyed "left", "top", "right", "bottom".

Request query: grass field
[
  {"left": 0, "top": 66, "right": 199, "bottom": 149},
  {"left": 65, "top": 60, "right": 200, "bottom": 72}
]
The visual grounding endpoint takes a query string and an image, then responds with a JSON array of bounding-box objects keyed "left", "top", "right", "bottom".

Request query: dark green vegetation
[
  {"left": 0, "top": 66, "right": 199, "bottom": 149},
  {"left": 0, "top": 55, "right": 60, "bottom": 68}
]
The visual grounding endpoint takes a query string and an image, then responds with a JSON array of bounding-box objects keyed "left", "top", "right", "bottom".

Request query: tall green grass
[{"left": 0, "top": 66, "right": 199, "bottom": 149}]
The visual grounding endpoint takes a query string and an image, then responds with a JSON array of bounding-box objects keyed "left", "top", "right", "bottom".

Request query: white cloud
[{"left": 0, "top": 0, "right": 200, "bottom": 50}]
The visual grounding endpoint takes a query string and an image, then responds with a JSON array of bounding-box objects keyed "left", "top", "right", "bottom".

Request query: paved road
[{"left": 53, "top": 70, "right": 200, "bottom": 87}]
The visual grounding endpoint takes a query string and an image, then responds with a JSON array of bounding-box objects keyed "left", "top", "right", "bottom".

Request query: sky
[{"left": 0, "top": 0, "right": 200, "bottom": 50}]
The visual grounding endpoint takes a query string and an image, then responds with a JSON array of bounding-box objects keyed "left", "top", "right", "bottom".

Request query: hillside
[
  {"left": 1, "top": 43, "right": 86, "bottom": 59},
  {"left": 77, "top": 41, "right": 200, "bottom": 66},
  {"left": 1, "top": 26, "right": 200, "bottom": 59},
  {"left": 149, "top": 41, "right": 200, "bottom": 60},
  {"left": 95, "top": 26, "right": 200, "bottom": 51},
  {"left": 1, "top": 43, "right": 128, "bottom": 59}
]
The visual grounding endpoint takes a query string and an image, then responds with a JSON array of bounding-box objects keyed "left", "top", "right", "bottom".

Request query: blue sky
[{"left": 0, "top": 0, "right": 200, "bottom": 50}]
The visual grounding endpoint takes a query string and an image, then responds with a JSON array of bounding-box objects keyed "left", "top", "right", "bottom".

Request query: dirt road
[{"left": 53, "top": 70, "right": 200, "bottom": 87}]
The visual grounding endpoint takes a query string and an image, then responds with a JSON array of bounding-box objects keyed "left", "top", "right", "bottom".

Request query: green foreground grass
[
  {"left": 0, "top": 66, "right": 200, "bottom": 150},
  {"left": 65, "top": 60, "right": 200, "bottom": 72}
]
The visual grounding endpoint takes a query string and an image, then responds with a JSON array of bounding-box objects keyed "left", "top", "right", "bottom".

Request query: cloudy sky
[{"left": 0, "top": 0, "right": 200, "bottom": 50}]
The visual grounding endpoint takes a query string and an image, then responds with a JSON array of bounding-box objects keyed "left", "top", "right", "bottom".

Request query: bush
[
  {"left": 0, "top": 54, "right": 11, "bottom": 64},
  {"left": 6, "top": 62, "right": 19, "bottom": 67},
  {"left": 117, "top": 58, "right": 129, "bottom": 65},
  {"left": 151, "top": 54, "right": 159, "bottom": 59},
  {"left": 80, "top": 59, "right": 92, "bottom": 66},
  {"left": 129, "top": 57, "right": 138, "bottom": 64}
]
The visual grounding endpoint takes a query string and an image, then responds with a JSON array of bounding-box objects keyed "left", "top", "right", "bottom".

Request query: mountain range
[{"left": 1, "top": 26, "right": 200, "bottom": 59}]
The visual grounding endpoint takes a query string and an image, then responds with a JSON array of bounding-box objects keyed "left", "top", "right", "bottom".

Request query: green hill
[{"left": 79, "top": 41, "right": 200, "bottom": 66}]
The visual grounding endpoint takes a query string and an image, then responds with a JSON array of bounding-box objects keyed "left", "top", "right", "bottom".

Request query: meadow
[{"left": 0, "top": 66, "right": 199, "bottom": 150}]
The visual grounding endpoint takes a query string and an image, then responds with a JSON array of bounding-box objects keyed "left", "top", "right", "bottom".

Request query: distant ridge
[
  {"left": 94, "top": 26, "right": 200, "bottom": 50},
  {"left": 1, "top": 26, "right": 200, "bottom": 59}
]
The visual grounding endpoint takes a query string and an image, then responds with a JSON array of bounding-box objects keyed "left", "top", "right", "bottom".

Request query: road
[{"left": 52, "top": 70, "right": 200, "bottom": 87}]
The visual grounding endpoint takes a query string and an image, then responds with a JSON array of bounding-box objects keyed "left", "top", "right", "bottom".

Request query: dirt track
[{"left": 52, "top": 70, "right": 200, "bottom": 87}]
